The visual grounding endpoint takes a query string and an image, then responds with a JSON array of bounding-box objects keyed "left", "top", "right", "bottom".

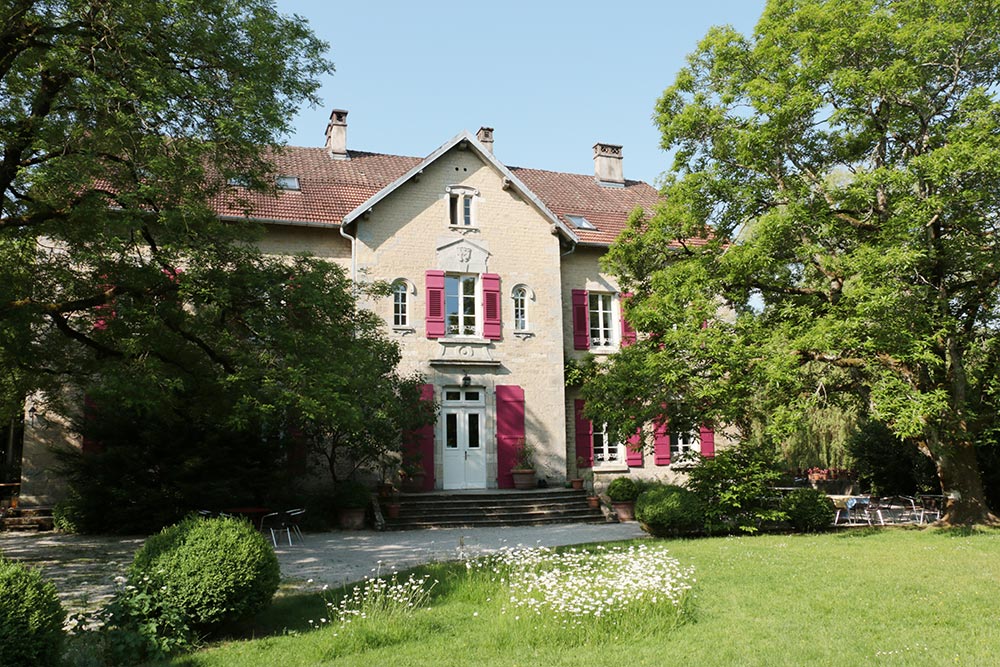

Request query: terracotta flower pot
[
  {"left": 612, "top": 501, "right": 635, "bottom": 522},
  {"left": 337, "top": 507, "right": 366, "bottom": 530},
  {"left": 570, "top": 478, "right": 584, "bottom": 490},
  {"left": 511, "top": 469, "right": 536, "bottom": 490},
  {"left": 587, "top": 495, "right": 601, "bottom": 510},
  {"left": 382, "top": 503, "right": 401, "bottom": 520}
]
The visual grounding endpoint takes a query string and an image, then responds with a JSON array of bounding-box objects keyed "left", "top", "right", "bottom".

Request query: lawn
[{"left": 166, "top": 528, "right": 1000, "bottom": 667}]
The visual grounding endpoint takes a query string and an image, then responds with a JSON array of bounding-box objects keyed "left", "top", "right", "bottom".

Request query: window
[
  {"left": 445, "top": 274, "right": 478, "bottom": 336},
  {"left": 446, "top": 186, "right": 478, "bottom": 226},
  {"left": 565, "top": 214, "right": 596, "bottom": 230},
  {"left": 593, "top": 423, "right": 622, "bottom": 466},
  {"left": 226, "top": 175, "right": 250, "bottom": 187},
  {"left": 512, "top": 286, "right": 528, "bottom": 331},
  {"left": 392, "top": 281, "right": 409, "bottom": 327},
  {"left": 588, "top": 293, "right": 614, "bottom": 347},
  {"left": 276, "top": 175, "right": 300, "bottom": 190},
  {"left": 671, "top": 430, "right": 699, "bottom": 461}
]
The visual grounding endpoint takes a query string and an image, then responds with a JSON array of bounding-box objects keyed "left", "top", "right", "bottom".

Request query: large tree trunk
[{"left": 926, "top": 434, "right": 999, "bottom": 525}]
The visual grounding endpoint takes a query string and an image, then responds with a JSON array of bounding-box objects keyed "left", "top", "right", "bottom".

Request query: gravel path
[{"left": 0, "top": 523, "right": 646, "bottom": 613}]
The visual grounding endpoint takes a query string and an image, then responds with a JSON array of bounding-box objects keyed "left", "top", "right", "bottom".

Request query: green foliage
[
  {"left": 606, "top": 477, "right": 641, "bottom": 502},
  {"left": 0, "top": 557, "right": 66, "bottom": 667},
  {"left": 334, "top": 480, "right": 372, "bottom": 510},
  {"left": 847, "top": 421, "right": 938, "bottom": 497},
  {"left": 635, "top": 484, "right": 706, "bottom": 536},
  {"left": 780, "top": 488, "right": 835, "bottom": 533},
  {"left": 127, "top": 516, "right": 280, "bottom": 637},
  {"left": 684, "top": 442, "right": 786, "bottom": 534}
]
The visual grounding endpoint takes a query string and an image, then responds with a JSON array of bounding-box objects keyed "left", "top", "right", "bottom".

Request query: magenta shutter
[
  {"left": 496, "top": 385, "right": 525, "bottom": 488},
  {"left": 653, "top": 415, "right": 671, "bottom": 465},
  {"left": 402, "top": 384, "right": 436, "bottom": 491},
  {"left": 620, "top": 292, "right": 637, "bottom": 347},
  {"left": 482, "top": 273, "right": 502, "bottom": 340},
  {"left": 574, "top": 399, "right": 593, "bottom": 468},
  {"left": 572, "top": 289, "right": 589, "bottom": 349},
  {"left": 425, "top": 270, "right": 445, "bottom": 338},
  {"left": 626, "top": 428, "right": 643, "bottom": 467},
  {"left": 699, "top": 424, "right": 715, "bottom": 458}
]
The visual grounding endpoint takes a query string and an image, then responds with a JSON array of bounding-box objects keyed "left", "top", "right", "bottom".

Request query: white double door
[{"left": 442, "top": 387, "right": 487, "bottom": 490}]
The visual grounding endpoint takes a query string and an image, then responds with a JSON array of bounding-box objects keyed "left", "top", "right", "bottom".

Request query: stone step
[
  {"left": 0, "top": 506, "right": 55, "bottom": 532},
  {"left": 385, "top": 489, "right": 605, "bottom": 530}
]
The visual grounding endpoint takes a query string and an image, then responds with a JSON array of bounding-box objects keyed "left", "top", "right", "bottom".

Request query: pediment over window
[{"left": 436, "top": 238, "right": 491, "bottom": 273}]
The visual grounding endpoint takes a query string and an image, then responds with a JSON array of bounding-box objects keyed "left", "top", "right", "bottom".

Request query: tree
[
  {"left": 585, "top": 0, "right": 1000, "bottom": 524},
  {"left": 0, "top": 0, "right": 332, "bottom": 412}
]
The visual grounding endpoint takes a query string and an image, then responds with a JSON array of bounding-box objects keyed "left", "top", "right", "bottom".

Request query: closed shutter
[
  {"left": 699, "top": 425, "right": 715, "bottom": 458},
  {"left": 620, "top": 292, "right": 637, "bottom": 346},
  {"left": 574, "top": 399, "right": 593, "bottom": 468},
  {"left": 653, "top": 416, "right": 671, "bottom": 466},
  {"left": 572, "top": 289, "right": 589, "bottom": 350},
  {"left": 482, "top": 273, "right": 502, "bottom": 340},
  {"left": 626, "top": 428, "right": 643, "bottom": 467},
  {"left": 496, "top": 385, "right": 525, "bottom": 488},
  {"left": 425, "top": 270, "right": 445, "bottom": 338}
]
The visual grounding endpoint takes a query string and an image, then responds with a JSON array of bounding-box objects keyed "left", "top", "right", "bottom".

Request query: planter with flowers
[
  {"left": 607, "top": 477, "right": 641, "bottom": 522},
  {"left": 510, "top": 439, "right": 537, "bottom": 490}
]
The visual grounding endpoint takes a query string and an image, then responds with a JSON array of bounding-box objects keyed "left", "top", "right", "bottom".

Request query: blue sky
[{"left": 276, "top": 1, "right": 767, "bottom": 187}]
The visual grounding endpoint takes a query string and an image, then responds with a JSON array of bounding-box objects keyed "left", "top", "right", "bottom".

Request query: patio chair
[
  {"left": 917, "top": 495, "right": 945, "bottom": 524},
  {"left": 261, "top": 510, "right": 302, "bottom": 547},
  {"left": 285, "top": 508, "right": 306, "bottom": 543}
]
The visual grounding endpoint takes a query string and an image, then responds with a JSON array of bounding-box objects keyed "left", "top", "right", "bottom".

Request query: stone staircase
[
  {"left": 0, "top": 506, "right": 55, "bottom": 532},
  {"left": 385, "top": 488, "right": 606, "bottom": 530}
]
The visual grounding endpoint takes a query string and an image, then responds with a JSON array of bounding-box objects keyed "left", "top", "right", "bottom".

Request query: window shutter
[
  {"left": 572, "top": 289, "right": 590, "bottom": 350},
  {"left": 425, "top": 270, "right": 445, "bottom": 338},
  {"left": 620, "top": 292, "right": 637, "bottom": 346},
  {"left": 626, "top": 428, "right": 643, "bottom": 467},
  {"left": 496, "top": 385, "right": 525, "bottom": 488},
  {"left": 574, "top": 399, "right": 593, "bottom": 467},
  {"left": 699, "top": 424, "right": 715, "bottom": 458},
  {"left": 402, "top": 384, "right": 437, "bottom": 491},
  {"left": 653, "top": 416, "right": 671, "bottom": 465},
  {"left": 482, "top": 273, "right": 502, "bottom": 340}
]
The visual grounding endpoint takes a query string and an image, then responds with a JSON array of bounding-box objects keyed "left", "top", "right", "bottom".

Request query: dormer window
[
  {"left": 446, "top": 186, "right": 479, "bottom": 227},
  {"left": 566, "top": 214, "right": 596, "bottom": 230},
  {"left": 226, "top": 176, "right": 250, "bottom": 188},
  {"left": 276, "top": 175, "right": 300, "bottom": 190}
]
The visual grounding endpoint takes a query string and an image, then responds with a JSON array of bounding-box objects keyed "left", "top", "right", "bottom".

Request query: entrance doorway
[{"left": 441, "top": 387, "right": 487, "bottom": 490}]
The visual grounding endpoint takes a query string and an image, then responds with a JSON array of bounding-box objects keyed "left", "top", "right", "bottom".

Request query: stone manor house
[{"left": 16, "top": 109, "right": 719, "bottom": 503}]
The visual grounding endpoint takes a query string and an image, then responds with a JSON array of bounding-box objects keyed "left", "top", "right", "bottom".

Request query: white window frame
[
  {"left": 512, "top": 285, "right": 529, "bottom": 331},
  {"left": 593, "top": 422, "right": 623, "bottom": 468},
  {"left": 445, "top": 273, "right": 480, "bottom": 337},
  {"left": 391, "top": 280, "right": 411, "bottom": 327},
  {"left": 588, "top": 292, "right": 616, "bottom": 348},
  {"left": 446, "top": 185, "right": 479, "bottom": 227},
  {"left": 670, "top": 430, "right": 700, "bottom": 462}
]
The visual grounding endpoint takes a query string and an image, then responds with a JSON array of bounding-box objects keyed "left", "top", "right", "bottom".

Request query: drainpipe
[{"left": 339, "top": 220, "right": 358, "bottom": 294}]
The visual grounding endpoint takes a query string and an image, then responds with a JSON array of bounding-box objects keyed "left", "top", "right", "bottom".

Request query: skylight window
[
  {"left": 226, "top": 176, "right": 250, "bottom": 187},
  {"left": 566, "top": 214, "right": 596, "bottom": 230},
  {"left": 276, "top": 175, "right": 300, "bottom": 190}
]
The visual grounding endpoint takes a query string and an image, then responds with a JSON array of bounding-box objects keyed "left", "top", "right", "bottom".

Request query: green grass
[{"left": 166, "top": 528, "right": 1000, "bottom": 667}]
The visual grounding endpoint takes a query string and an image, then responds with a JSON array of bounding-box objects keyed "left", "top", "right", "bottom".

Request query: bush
[
  {"left": 127, "top": 515, "right": 280, "bottom": 636},
  {"left": 634, "top": 484, "right": 706, "bottom": 536},
  {"left": 335, "top": 479, "right": 372, "bottom": 509},
  {"left": 606, "top": 477, "right": 641, "bottom": 503},
  {"left": 0, "top": 558, "right": 66, "bottom": 667},
  {"left": 781, "top": 488, "right": 836, "bottom": 532}
]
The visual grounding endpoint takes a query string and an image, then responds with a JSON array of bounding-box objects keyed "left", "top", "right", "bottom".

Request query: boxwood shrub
[
  {"left": 781, "top": 487, "right": 836, "bottom": 532},
  {"left": 0, "top": 558, "right": 66, "bottom": 667},
  {"left": 635, "top": 484, "right": 706, "bottom": 536},
  {"left": 606, "top": 477, "right": 641, "bottom": 503}
]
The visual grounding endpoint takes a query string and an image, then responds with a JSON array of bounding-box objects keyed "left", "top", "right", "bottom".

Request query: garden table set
[{"left": 830, "top": 494, "right": 945, "bottom": 526}]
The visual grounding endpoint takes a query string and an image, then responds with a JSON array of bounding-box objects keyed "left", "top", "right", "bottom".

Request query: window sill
[
  {"left": 513, "top": 330, "right": 534, "bottom": 340},
  {"left": 589, "top": 346, "right": 618, "bottom": 356},
  {"left": 593, "top": 463, "right": 629, "bottom": 473},
  {"left": 392, "top": 326, "right": 415, "bottom": 336}
]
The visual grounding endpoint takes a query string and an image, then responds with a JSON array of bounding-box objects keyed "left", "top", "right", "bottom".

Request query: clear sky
[{"left": 276, "top": 1, "right": 767, "bottom": 187}]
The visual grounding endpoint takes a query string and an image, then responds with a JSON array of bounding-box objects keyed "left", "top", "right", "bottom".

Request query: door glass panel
[
  {"left": 467, "top": 413, "right": 480, "bottom": 449},
  {"left": 445, "top": 390, "right": 461, "bottom": 402},
  {"left": 445, "top": 413, "right": 458, "bottom": 448},
  {"left": 464, "top": 391, "right": 480, "bottom": 402}
]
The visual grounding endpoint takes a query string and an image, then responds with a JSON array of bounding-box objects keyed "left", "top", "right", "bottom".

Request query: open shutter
[
  {"left": 403, "top": 384, "right": 436, "bottom": 490},
  {"left": 572, "top": 289, "right": 590, "bottom": 349},
  {"left": 699, "top": 424, "right": 715, "bottom": 458},
  {"left": 574, "top": 399, "right": 593, "bottom": 468},
  {"left": 425, "top": 270, "right": 445, "bottom": 338},
  {"left": 496, "top": 385, "right": 525, "bottom": 488},
  {"left": 653, "top": 416, "right": 671, "bottom": 466},
  {"left": 482, "top": 273, "right": 502, "bottom": 340},
  {"left": 620, "top": 292, "right": 637, "bottom": 347},
  {"left": 626, "top": 428, "right": 643, "bottom": 467}
]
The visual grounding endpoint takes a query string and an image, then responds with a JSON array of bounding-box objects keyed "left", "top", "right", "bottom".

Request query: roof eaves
[{"left": 219, "top": 214, "right": 339, "bottom": 229}]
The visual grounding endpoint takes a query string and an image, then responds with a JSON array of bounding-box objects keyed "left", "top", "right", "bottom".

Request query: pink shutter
[
  {"left": 425, "top": 270, "right": 445, "bottom": 338},
  {"left": 574, "top": 399, "right": 593, "bottom": 468},
  {"left": 626, "top": 428, "right": 643, "bottom": 467},
  {"left": 482, "top": 273, "right": 502, "bottom": 340},
  {"left": 572, "top": 289, "right": 590, "bottom": 349},
  {"left": 496, "top": 385, "right": 525, "bottom": 488},
  {"left": 403, "top": 384, "right": 436, "bottom": 490},
  {"left": 620, "top": 292, "right": 637, "bottom": 347},
  {"left": 699, "top": 424, "right": 715, "bottom": 458},
  {"left": 653, "top": 416, "right": 671, "bottom": 466}
]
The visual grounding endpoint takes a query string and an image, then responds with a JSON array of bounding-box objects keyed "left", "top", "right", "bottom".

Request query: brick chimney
[
  {"left": 325, "top": 109, "right": 349, "bottom": 160},
  {"left": 593, "top": 142, "right": 624, "bottom": 186},
  {"left": 476, "top": 127, "right": 494, "bottom": 154}
]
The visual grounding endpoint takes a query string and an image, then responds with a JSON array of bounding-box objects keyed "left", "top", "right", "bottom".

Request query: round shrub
[
  {"left": 781, "top": 487, "right": 836, "bottom": 532},
  {"left": 0, "top": 558, "right": 66, "bottom": 667},
  {"left": 606, "top": 477, "right": 641, "bottom": 503},
  {"left": 129, "top": 515, "right": 280, "bottom": 632},
  {"left": 635, "top": 484, "right": 706, "bottom": 536}
]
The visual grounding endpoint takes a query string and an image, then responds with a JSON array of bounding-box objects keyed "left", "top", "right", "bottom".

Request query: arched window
[
  {"left": 512, "top": 286, "right": 528, "bottom": 331},
  {"left": 392, "top": 280, "right": 410, "bottom": 327}
]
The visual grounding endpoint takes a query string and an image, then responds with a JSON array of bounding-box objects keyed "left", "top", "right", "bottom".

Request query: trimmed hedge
[
  {"left": 635, "top": 484, "right": 706, "bottom": 536},
  {"left": 781, "top": 487, "right": 836, "bottom": 532},
  {"left": 0, "top": 557, "right": 66, "bottom": 667},
  {"left": 607, "top": 477, "right": 641, "bottom": 503}
]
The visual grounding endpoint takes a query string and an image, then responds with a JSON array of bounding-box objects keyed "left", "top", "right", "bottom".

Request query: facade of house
[{"left": 16, "top": 110, "right": 720, "bottom": 503}]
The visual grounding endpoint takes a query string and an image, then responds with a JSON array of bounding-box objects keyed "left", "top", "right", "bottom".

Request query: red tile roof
[{"left": 218, "top": 144, "right": 662, "bottom": 246}]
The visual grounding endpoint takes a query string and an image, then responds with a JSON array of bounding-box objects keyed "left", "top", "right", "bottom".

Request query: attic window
[
  {"left": 227, "top": 176, "right": 250, "bottom": 187},
  {"left": 276, "top": 175, "right": 300, "bottom": 190},
  {"left": 566, "top": 214, "right": 595, "bottom": 230},
  {"left": 445, "top": 185, "right": 479, "bottom": 227}
]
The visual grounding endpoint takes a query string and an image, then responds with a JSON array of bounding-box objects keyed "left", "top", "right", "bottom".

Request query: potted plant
[
  {"left": 510, "top": 439, "right": 537, "bottom": 490},
  {"left": 569, "top": 455, "right": 588, "bottom": 490},
  {"left": 580, "top": 464, "right": 599, "bottom": 508},
  {"left": 400, "top": 454, "right": 426, "bottom": 493},
  {"left": 335, "top": 480, "right": 371, "bottom": 530},
  {"left": 607, "top": 477, "right": 640, "bottom": 522},
  {"left": 380, "top": 489, "right": 401, "bottom": 520}
]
